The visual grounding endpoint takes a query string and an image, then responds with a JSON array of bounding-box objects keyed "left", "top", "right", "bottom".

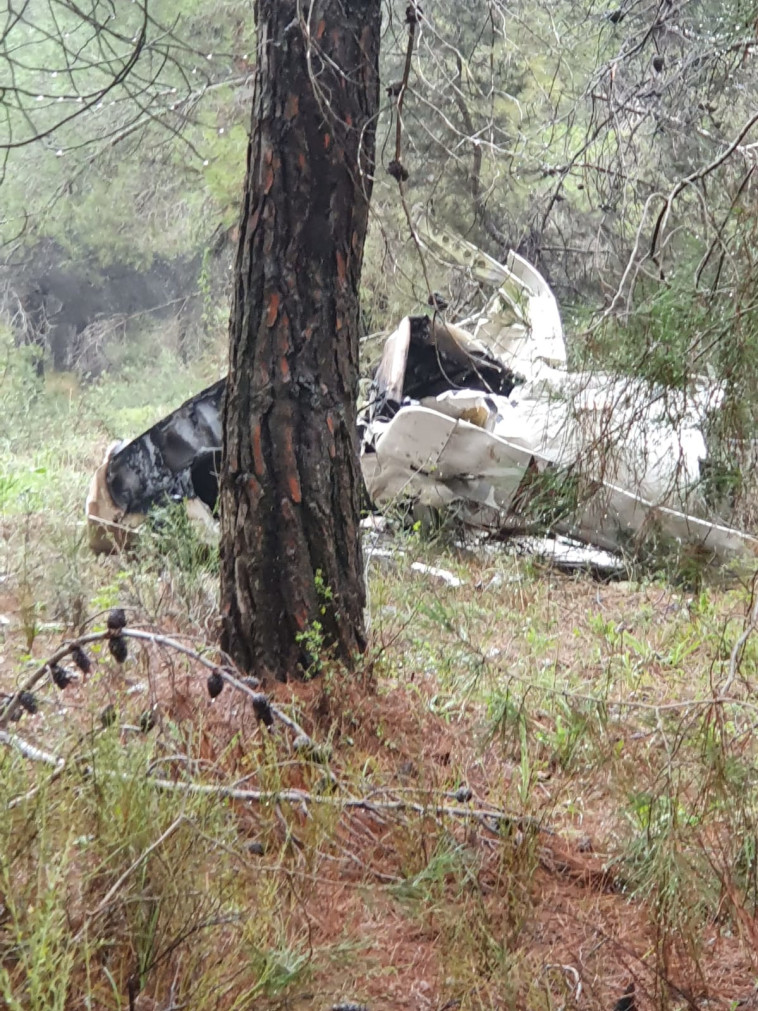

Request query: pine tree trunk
[{"left": 219, "top": 0, "right": 381, "bottom": 680}]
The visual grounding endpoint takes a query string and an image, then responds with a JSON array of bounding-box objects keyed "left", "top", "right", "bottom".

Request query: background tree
[
  {"left": 1, "top": 0, "right": 253, "bottom": 375},
  {"left": 0, "top": 0, "right": 251, "bottom": 251},
  {"left": 218, "top": 0, "right": 382, "bottom": 680}
]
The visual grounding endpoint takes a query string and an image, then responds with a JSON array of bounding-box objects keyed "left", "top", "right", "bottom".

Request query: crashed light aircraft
[{"left": 86, "top": 216, "right": 757, "bottom": 569}]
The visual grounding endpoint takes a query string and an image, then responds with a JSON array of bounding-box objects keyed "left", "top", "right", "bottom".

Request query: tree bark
[{"left": 219, "top": 0, "right": 381, "bottom": 680}]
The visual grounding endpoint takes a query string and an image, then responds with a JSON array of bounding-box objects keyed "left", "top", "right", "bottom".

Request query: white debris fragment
[
  {"left": 410, "top": 562, "right": 464, "bottom": 587},
  {"left": 511, "top": 535, "right": 625, "bottom": 575},
  {"left": 360, "top": 514, "right": 389, "bottom": 533},
  {"left": 364, "top": 546, "right": 398, "bottom": 565},
  {"left": 477, "top": 572, "right": 524, "bottom": 591}
]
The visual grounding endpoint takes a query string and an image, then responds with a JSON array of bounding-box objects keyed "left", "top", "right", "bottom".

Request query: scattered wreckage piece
[
  {"left": 506, "top": 534, "right": 625, "bottom": 576},
  {"left": 360, "top": 512, "right": 623, "bottom": 582},
  {"left": 86, "top": 380, "right": 223, "bottom": 553},
  {"left": 85, "top": 217, "right": 757, "bottom": 571},
  {"left": 360, "top": 335, "right": 757, "bottom": 567},
  {"left": 361, "top": 214, "right": 757, "bottom": 569},
  {"left": 415, "top": 210, "right": 567, "bottom": 376},
  {"left": 410, "top": 562, "right": 464, "bottom": 587}
]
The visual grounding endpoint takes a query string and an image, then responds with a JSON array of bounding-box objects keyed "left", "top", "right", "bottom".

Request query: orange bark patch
[
  {"left": 252, "top": 424, "right": 265, "bottom": 478},
  {"left": 279, "top": 357, "right": 290, "bottom": 381},
  {"left": 280, "top": 425, "right": 302, "bottom": 504},
  {"left": 285, "top": 93, "right": 299, "bottom": 119},
  {"left": 323, "top": 133, "right": 331, "bottom": 150},
  {"left": 328, "top": 30, "right": 349, "bottom": 71},
  {"left": 262, "top": 146, "right": 275, "bottom": 194},
  {"left": 298, "top": 153, "right": 306, "bottom": 172},
  {"left": 316, "top": 19, "right": 326, "bottom": 38},
  {"left": 276, "top": 313, "right": 291, "bottom": 363},
  {"left": 288, "top": 473, "right": 302, "bottom": 504},
  {"left": 266, "top": 293, "right": 280, "bottom": 327},
  {"left": 336, "top": 249, "right": 347, "bottom": 284}
]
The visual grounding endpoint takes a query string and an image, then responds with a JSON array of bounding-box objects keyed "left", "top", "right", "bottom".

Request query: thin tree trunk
[{"left": 219, "top": 0, "right": 381, "bottom": 680}]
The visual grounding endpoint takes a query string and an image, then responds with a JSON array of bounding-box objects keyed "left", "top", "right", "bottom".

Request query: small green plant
[
  {"left": 296, "top": 618, "right": 327, "bottom": 677},
  {"left": 0, "top": 849, "right": 77, "bottom": 1011},
  {"left": 17, "top": 504, "right": 42, "bottom": 651},
  {"left": 538, "top": 697, "right": 601, "bottom": 772},
  {"left": 126, "top": 500, "right": 220, "bottom": 631},
  {"left": 295, "top": 569, "right": 335, "bottom": 677},
  {"left": 140, "top": 501, "right": 219, "bottom": 578}
]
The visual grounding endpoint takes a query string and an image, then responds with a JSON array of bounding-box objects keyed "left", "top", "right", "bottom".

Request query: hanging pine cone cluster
[
  {"left": 405, "top": 2, "right": 422, "bottom": 24},
  {"left": 70, "top": 645, "right": 92, "bottom": 674},
  {"left": 106, "top": 608, "right": 127, "bottom": 632},
  {"left": 108, "top": 635, "right": 128, "bottom": 663},
  {"left": 50, "top": 663, "right": 74, "bottom": 689},
  {"left": 107, "top": 608, "right": 128, "bottom": 663},
  {"left": 252, "top": 693, "right": 274, "bottom": 727},
  {"left": 207, "top": 670, "right": 224, "bottom": 699},
  {"left": 0, "top": 691, "right": 38, "bottom": 720}
]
